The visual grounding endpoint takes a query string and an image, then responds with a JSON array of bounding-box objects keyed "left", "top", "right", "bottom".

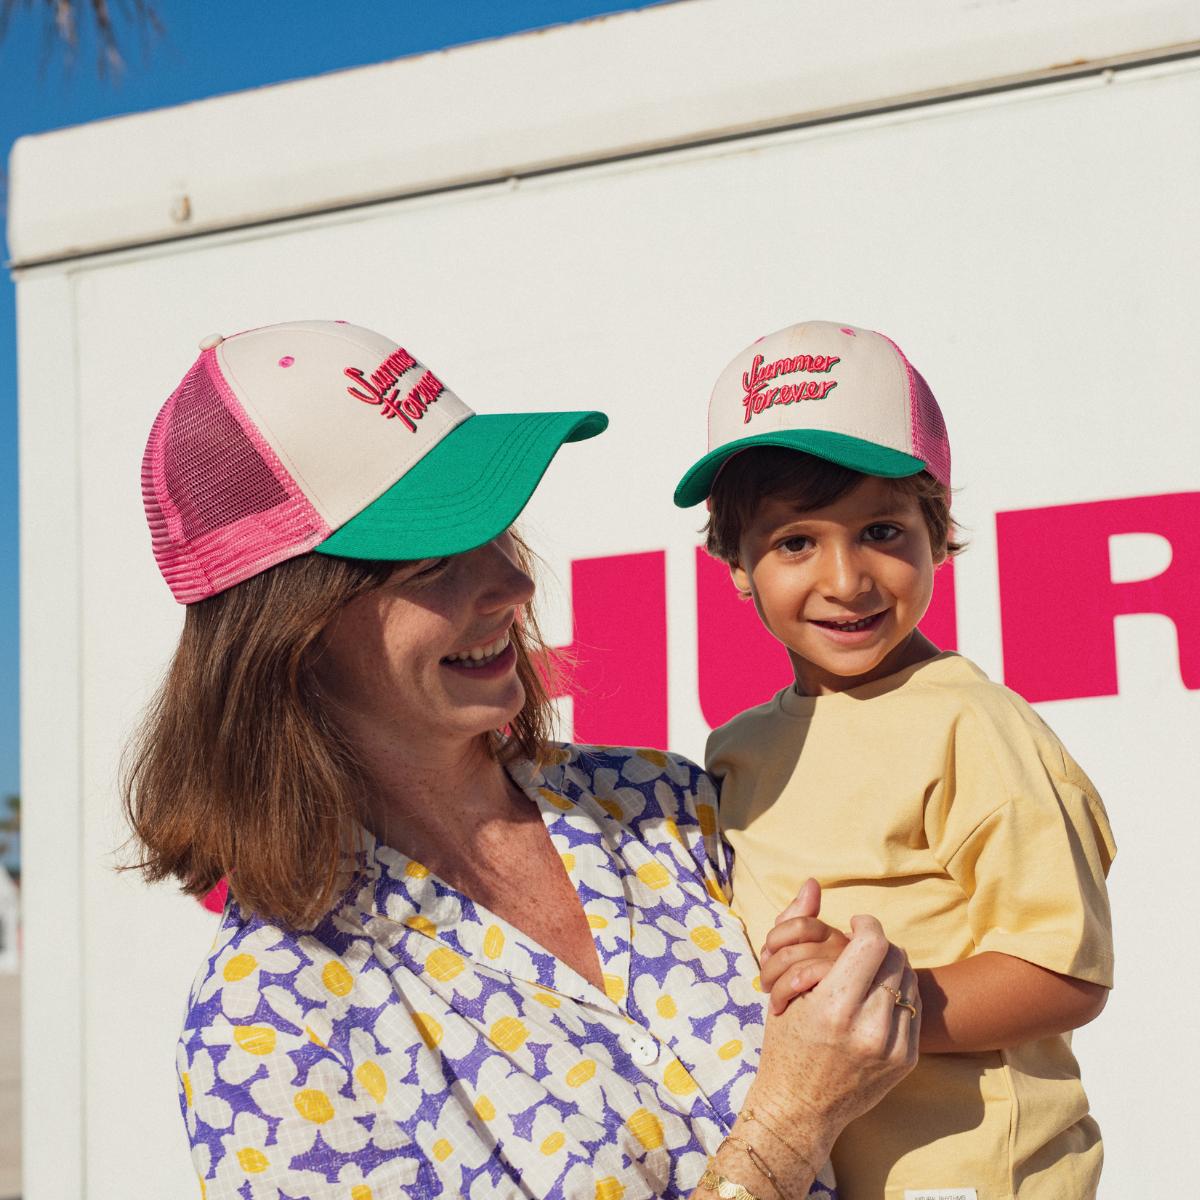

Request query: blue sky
[{"left": 0, "top": 0, "right": 665, "bottom": 866}]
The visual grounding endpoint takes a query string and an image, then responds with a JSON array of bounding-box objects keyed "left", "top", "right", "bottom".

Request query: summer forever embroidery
[
  {"left": 741, "top": 353, "right": 839, "bottom": 424},
  {"left": 345, "top": 347, "right": 446, "bottom": 433}
]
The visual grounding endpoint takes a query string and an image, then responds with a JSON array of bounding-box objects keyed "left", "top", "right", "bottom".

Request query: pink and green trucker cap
[
  {"left": 142, "top": 320, "right": 607, "bottom": 603},
  {"left": 673, "top": 320, "right": 950, "bottom": 507}
]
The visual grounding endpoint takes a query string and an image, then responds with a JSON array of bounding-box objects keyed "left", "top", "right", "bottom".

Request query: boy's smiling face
[{"left": 732, "top": 474, "right": 944, "bottom": 695}]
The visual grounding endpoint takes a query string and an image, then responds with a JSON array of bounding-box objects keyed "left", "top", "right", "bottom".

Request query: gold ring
[{"left": 881, "top": 984, "right": 917, "bottom": 1018}]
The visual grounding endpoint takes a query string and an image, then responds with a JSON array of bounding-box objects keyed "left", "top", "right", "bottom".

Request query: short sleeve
[
  {"left": 179, "top": 1018, "right": 426, "bottom": 1198},
  {"left": 926, "top": 699, "right": 1116, "bottom": 986}
]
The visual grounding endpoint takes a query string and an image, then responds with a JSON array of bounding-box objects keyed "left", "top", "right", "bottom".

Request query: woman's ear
[{"left": 729, "top": 561, "right": 753, "bottom": 599}]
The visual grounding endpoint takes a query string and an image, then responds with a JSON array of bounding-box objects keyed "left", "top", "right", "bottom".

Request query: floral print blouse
[{"left": 177, "top": 744, "right": 838, "bottom": 1199}]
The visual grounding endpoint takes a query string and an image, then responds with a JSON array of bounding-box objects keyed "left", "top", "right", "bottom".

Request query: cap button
[{"left": 198, "top": 333, "right": 224, "bottom": 350}]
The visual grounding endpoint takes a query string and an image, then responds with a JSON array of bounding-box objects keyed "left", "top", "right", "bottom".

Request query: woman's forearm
[{"left": 686, "top": 1104, "right": 827, "bottom": 1200}]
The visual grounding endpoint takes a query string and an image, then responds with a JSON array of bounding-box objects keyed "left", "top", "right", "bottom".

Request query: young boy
[{"left": 673, "top": 321, "right": 1116, "bottom": 1200}]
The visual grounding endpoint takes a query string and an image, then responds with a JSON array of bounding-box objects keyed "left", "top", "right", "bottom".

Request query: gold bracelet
[
  {"left": 717, "top": 1135, "right": 784, "bottom": 1200},
  {"left": 699, "top": 1160, "right": 765, "bottom": 1200},
  {"left": 740, "top": 1108, "right": 820, "bottom": 1187}
]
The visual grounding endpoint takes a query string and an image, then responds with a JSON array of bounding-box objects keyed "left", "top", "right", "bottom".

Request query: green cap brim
[
  {"left": 315, "top": 409, "right": 607, "bottom": 560},
  {"left": 673, "top": 430, "right": 926, "bottom": 508}
]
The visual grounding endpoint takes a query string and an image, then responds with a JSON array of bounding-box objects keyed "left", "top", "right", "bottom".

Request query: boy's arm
[
  {"left": 916, "top": 952, "right": 1107, "bottom": 1053},
  {"left": 762, "top": 886, "right": 1108, "bottom": 1048}
]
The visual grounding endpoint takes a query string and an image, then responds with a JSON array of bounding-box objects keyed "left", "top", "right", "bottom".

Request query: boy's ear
[{"left": 729, "top": 561, "right": 753, "bottom": 599}]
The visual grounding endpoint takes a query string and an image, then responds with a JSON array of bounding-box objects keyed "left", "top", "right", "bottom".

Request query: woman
[{"left": 126, "top": 320, "right": 919, "bottom": 1199}]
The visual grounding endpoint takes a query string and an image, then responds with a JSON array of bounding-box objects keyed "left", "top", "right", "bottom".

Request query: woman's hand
[
  {"left": 760, "top": 878, "right": 851, "bottom": 1014},
  {"left": 740, "top": 914, "right": 921, "bottom": 1181}
]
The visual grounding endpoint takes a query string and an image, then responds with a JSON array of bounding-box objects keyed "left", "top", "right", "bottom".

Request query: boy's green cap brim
[
  {"left": 316, "top": 409, "right": 607, "bottom": 560},
  {"left": 673, "top": 429, "right": 926, "bottom": 508}
]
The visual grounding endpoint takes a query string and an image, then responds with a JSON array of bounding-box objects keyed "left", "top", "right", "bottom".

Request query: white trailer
[{"left": 10, "top": 1, "right": 1200, "bottom": 1195}]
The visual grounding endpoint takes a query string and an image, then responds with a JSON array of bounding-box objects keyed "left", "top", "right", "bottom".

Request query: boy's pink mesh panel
[
  {"left": 877, "top": 333, "right": 951, "bottom": 490},
  {"left": 907, "top": 367, "right": 951, "bottom": 490},
  {"left": 142, "top": 350, "right": 330, "bottom": 603}
]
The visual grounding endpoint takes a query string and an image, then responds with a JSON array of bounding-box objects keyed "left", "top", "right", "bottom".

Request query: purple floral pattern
[{"left": 177, "top": 745, "right": 838, "bottom": 1199}]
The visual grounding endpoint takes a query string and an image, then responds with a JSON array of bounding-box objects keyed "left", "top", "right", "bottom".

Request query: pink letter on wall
[
  {"left": 549, "top": 550, "right": 668, "bottom": 747},
  {"left": 920, "top": 558, "right": 958, "bottom": 655},
  {"left": 695, "top": 549, "right": 958, "bottom": 727},
  {"left": 998, "top": 492, "right": 1200, "bottom": 703},
  {"left": 695, "top": 549, "right": 791, "bottom": 728}
]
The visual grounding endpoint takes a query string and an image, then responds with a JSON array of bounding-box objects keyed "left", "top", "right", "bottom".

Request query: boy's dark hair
[{"left": 704, "top": 447, "right": 964, "bottom": 565}]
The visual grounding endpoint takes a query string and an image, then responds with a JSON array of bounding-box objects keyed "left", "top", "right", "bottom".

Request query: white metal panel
[
  {"left": 16, "top": 45, "right": 1200, "bottom": 1200},
  {"left": 9, "top": 0, "right": 1200, "bottom": 266},
  {"left": 17, "top": 272, "right": 85, "bottom": 1199}
]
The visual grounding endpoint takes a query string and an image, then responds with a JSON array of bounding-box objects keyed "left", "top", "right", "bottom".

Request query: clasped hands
[{"left": 740, "top": 876, "right": 920, "bottom": 1161}]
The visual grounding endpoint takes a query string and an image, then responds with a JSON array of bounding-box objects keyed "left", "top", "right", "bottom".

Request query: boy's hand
[{"left": 760, "top": 878, "right": 851, "bottom": 1015}]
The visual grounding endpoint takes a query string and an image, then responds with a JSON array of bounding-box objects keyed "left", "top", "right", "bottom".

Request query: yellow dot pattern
[
  {"left": 566, "top": 1059, "right": 597, "bottom": 1088},
  {"left": 690, "top": 926, "right": 723, "bottom": 952},
  {"left": 355, "top": 1061, "right": 387, "bottom": 1103},
  {"left": 663, "top": 1061, "right": 698, "bottom": 1096},
  {"left": 717, "top": 1039, "right": 743, "bottom": 1060},
  {"left": 603, "top": 974, "right": 626, "bottom": 1003},
  {"left": 474, "top": 1095, "right": 496, "bottom": 1122},
  {"left": 539, "top": 787, "right": 574, "bottom": 811},
  {"left": 432, "top": 1139, "right": 453, "bottom": 1162},
  {"left": 222, "top": 953, "right": 256, "bottom": 982},
  {"left": 626, "top": 1108, "right": 665, "bottom": 1150},
  {"left": 656, "top": 995, "right": 677, "bottom": 1020},
  {"left": 483, "top": 925, "right": 505, "bottom": 959},
  {"left": 696, "top": 803, "right": 717, "bottom": 838},
  {"left": 596, "top": 1179, "right": 626, "bottom": 1200},
  {"left": 490, "top": 1016, "right": 530, "bottom": 1053},
  {"left": 233, "top": 1026, "right": 276, "bottom": 1056},
  {"left": 412, "top": 1012, "right": 443, "bottom": 1050},
  {"left": 351, "top": 1187, "right": 373, "bottom": 1200},
  {"left": 181, "top": 1071, "right": 193, "bottom": 1109},
  {"left": 294, "top": 1089, "right": 334, "bottom": 1123},
  {"left": 322, "top": 961, "right": 353, "bottom": 997},
  {"left": 405, "top": 915, "right": 436, "bottom": 937},
  {"left": 635, "top": 863, "right": 670, "bottom": 890},
  {"left": 236, "top": 1148, "right": 268, "bottom": 1174},
  {"left": 541, "top": 1131, "right": 566, "bottom": 1155},
  {"left": 425, "top": 947, "right": 466, "bottom": 982}
]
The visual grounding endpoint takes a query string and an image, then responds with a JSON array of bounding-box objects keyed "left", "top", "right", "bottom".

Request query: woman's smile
[{"left": 441, "top": 634, "right": 517, "bottom": 676}]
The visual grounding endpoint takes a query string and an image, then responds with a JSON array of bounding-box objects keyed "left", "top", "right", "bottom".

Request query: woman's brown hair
[{"left": 122, "top": 537, "right": 555, "bottom": 928}]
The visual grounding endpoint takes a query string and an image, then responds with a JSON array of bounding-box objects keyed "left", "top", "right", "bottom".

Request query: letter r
[{"left": 998, "top": 492, "right": 1200, "bottom": 702}]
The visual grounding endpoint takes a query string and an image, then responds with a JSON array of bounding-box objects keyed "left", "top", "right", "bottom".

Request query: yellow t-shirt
[{"left": 707, "top": 652, "right": 1116, "bottom": 1200}]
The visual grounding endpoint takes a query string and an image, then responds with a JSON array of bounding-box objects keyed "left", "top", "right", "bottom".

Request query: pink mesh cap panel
[
  {"left": 876, "top": 332, "right": 951, "bottom": 490},
  {"left": 141, "top": 350, "right": 331, "bottom": 603},
  {"left": 907, "top": 366, "right": 951, "bottom": 490}
]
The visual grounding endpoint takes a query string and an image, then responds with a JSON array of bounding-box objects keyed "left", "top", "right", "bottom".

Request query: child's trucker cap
[
  {"left": 673, "top": 320, "right": 950, "bottom": 507},
  {"left": 142, "top": 320, "right": 607, "bottom": 603}
]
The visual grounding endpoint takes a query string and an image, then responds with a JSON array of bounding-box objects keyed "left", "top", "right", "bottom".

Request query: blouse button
[{"left": 625, "top": 1033, "right": 660, "bottom": 1066}]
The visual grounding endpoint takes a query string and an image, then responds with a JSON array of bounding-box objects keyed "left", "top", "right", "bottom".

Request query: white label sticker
[{"left": 904, "top": 1191, "right": 978, "bottom": 1200}]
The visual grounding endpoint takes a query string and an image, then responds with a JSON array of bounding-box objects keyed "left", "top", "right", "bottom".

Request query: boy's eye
[
  {"left": 862, "top": 523, "right": 901, "bottom": 543},
  {"left": 777, "top": 535, "right": 813, "bottom": 554}
]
